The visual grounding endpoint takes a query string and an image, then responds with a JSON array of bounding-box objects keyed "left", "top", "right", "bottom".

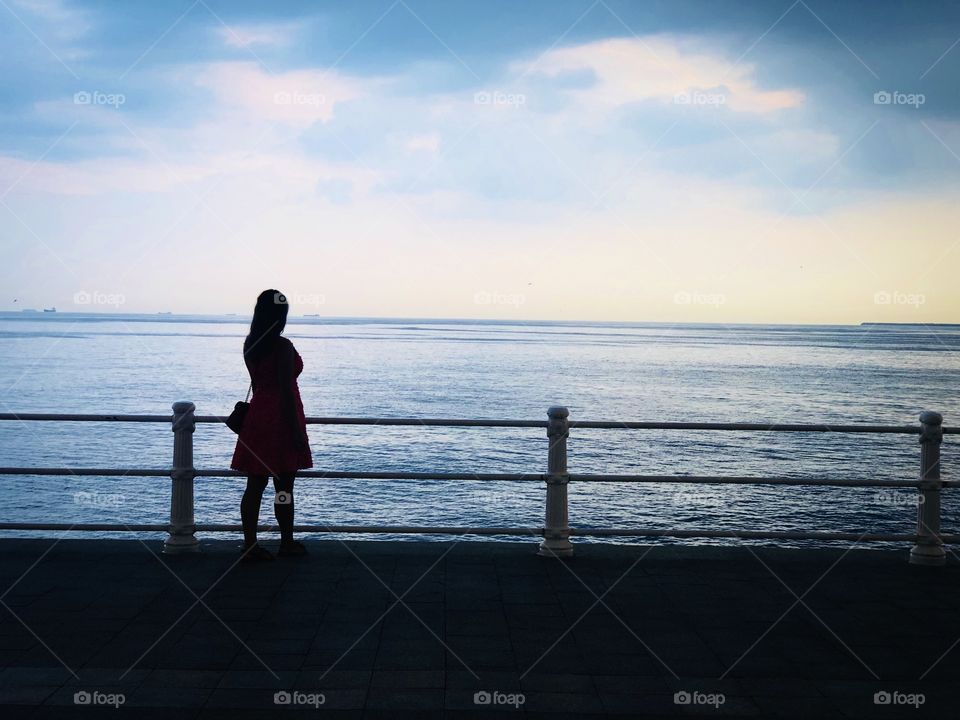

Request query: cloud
[
  {"left": 217, "top": 22, "right": 300, "bottom": 49},
  {"left": 9, "top": 0, "right": 91, "bottom": 37},
  {"left": 405, "top": 133, "right": 441, "bottom": 154},
  {"left": 7, "top": 0, "right": 92, "bottom": 60},
  {"left": 0, "top": 60, "right": 382, "bottom": 197},
  {"left": 522, "top": 37, "right": 804, "bottom": 115},
  {"left": 0, "top": 153, "right": 219, "bottom": 195},
  {"left": 194, "top": 61, "right": 366, "bottom": 128}
]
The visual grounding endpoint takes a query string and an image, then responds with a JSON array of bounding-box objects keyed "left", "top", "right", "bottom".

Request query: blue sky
[{"left": 1, "top": 0, "right": 959, "bottom": 322}]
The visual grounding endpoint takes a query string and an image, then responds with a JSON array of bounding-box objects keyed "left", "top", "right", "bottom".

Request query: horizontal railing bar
[
  {"left": 298, "top": 417, "right": 548, "bottom": 428},
  {"left": 294, "top": 471, "right": 540, "bottom": 481},
  {"left": 0, "top": 413, "right": 172, "bottom": 423},
  {"left": 0, "top": 523, "right": 956, "bottom": 543},
  {"left": 570, "top": 529, "right": 934, "bottom": 541},
  {"left": 0, "top": 468, "right": 173, "bottom": 476},
  {"left": 0, "top": 523, "right": 542, "bottom": 535},
  {"left": 0, "top": 524, "right": 173, "bottom": 531},
  {"left": 569, "top": 421, "right": 944, "bottom": 433},
  {"left": 0, "top": 468, "right": 545, "bottom": 481},
  {"left": 0, "top": 468, "right": 952, "bottom": 488},
  {"left": 0, "top": 413, "right": 956, "bottom": 434},
  {"left": 567, "top": 475, "right": 932, "bottom": 487}
]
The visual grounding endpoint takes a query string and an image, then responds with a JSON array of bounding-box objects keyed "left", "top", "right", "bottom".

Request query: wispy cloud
[
  {"left": 523, "top": 36, "right": 804, "bottom": 115},
  {"left": 216, "top": 21, "right": 301, "bottom": 49},
  {"left": 194, "top": 61, "right": 368, "bottom": 127}
]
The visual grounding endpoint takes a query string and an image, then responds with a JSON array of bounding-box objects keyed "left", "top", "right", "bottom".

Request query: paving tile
[
  {"left": 370, "top": 670, "right": 444, "bottom": 688},
  {"left": 365, "top": 687, "right": 443, "bottom": 709},
  {"left": 1, "top": 539, "right": 959, "bottom": 718}
]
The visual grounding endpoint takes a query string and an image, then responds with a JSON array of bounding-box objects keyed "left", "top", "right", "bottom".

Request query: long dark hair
[{"left": 243, "top": 289, "right": 288, "bottom": 363}]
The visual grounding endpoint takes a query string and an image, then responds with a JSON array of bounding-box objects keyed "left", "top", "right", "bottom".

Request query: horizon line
[{"left": 1, "top": 310, "right": 958, "bottom": 329}]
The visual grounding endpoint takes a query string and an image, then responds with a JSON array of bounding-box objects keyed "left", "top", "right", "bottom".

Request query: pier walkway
[{"left": 1, "top": 539, "right": 958, "bottom": 718}]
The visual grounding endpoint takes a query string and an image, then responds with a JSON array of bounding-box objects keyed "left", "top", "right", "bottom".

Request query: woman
[{"left": 231, "top": 289, "right": 312, "bottom": 561}]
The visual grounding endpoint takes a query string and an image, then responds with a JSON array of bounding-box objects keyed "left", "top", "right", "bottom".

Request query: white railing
[{"left": 0, "top": 405, "right": 954, "bottom": 564}]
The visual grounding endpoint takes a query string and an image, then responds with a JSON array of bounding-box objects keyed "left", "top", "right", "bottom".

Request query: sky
[{"left": 1, "top": 0, "right": 959, "bottom": 323}]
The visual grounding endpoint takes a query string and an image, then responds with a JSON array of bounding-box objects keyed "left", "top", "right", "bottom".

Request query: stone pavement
[{"left": 0, "top": 538, "right": 958, "bottom": 718}]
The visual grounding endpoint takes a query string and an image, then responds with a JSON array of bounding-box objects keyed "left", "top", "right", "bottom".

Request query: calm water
[{"left": 1, "top": 314, "right": 958, "bottom": 545}]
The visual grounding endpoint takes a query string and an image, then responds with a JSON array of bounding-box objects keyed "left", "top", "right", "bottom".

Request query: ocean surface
[{"left": 1, "top": 313, "right": 958, "bottom": 546}]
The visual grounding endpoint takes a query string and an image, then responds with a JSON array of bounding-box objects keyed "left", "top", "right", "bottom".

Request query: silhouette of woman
[{"left": 231, "top": 290, "right": 312, "bottom": 561}]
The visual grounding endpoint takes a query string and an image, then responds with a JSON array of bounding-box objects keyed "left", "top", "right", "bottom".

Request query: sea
[{"left": 1, "top": 313, "right": 958, "bottom": 546}]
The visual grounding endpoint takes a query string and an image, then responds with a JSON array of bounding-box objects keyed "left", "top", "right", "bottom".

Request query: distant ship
[
  {"left": 43, "top": 307, "right": 56, "bottom": 313},
  {"left": 158, "top": 311, "right": 172, "bottom": 315},
  {"left": 304, "top": 313, "right": 320, "bottom": 317}
]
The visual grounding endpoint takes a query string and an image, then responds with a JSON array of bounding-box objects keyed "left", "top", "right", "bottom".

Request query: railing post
[
  {"left": 164, "top": 401, "right": 199, "bottom": 553},
  {"left": 539, "top": 406, "right": 573, "bottom": 557},
  {"left": 910, "top": 411, "right": 944, "bottom": 566}
]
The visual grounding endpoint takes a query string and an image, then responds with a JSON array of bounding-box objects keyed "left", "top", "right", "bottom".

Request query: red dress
[{"left": 231, "top": 337, "right": 313, "bottom": 475}]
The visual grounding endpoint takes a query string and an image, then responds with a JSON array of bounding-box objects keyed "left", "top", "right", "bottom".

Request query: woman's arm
[
  {"left": 277, "top": 340, "right": 307, "bottom": 449},
  {"left": 246, "top": 356, "right": 256, "bottom": 395}
]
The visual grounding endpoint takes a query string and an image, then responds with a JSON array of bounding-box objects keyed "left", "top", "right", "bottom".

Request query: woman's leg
[
  {"left": 273, "top": 473, "right": 296, "bottom": 544},
  {"left": 241, "top": 475, "right": 269, "bottom": 547}
]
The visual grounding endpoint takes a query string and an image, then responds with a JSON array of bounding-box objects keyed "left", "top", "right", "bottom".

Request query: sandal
[
  {"left": 278, "top": 540, "right": 308, "bottom": 557},
  {"left": 240, "top": 543, "right": 275, "bottom": 563}
]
